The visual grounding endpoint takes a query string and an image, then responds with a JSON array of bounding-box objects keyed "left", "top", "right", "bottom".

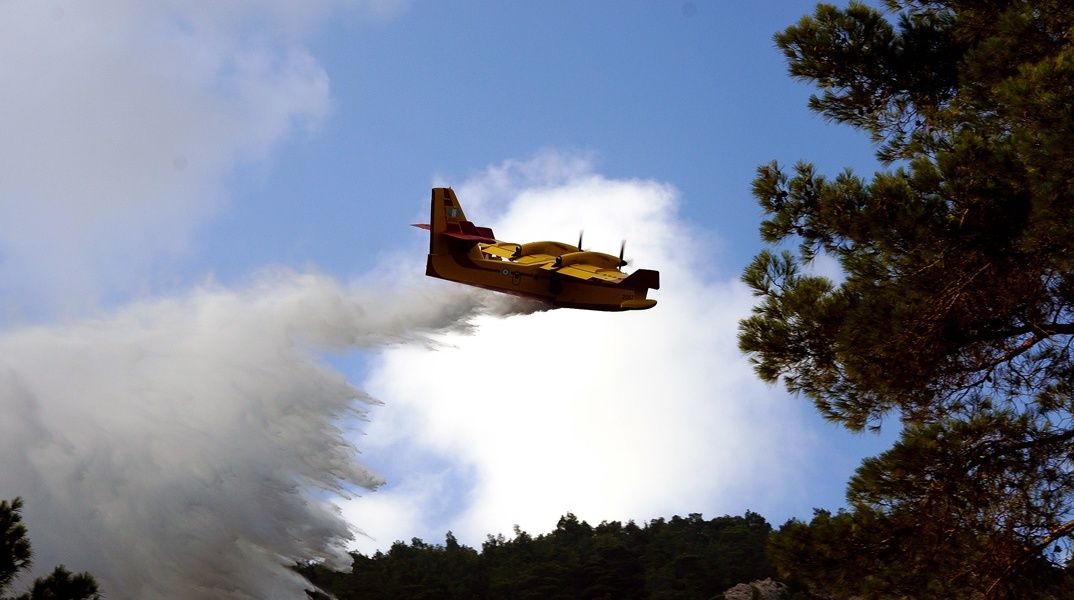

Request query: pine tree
[
  {"left": 0, "top": 498, "right": 99, "bottom": 600},
  {"left": 740, "top": 1, "right": 1074, "bottom": 597}
]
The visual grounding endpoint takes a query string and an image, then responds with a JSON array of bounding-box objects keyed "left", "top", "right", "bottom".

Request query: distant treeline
[{"left": 296, "top": 511, "right": 798, "bottom": 600}]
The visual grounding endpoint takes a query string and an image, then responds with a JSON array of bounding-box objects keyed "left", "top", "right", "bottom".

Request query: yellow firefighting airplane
[{"left": 413, "top": 188, "right": 659, "bottom": 311}]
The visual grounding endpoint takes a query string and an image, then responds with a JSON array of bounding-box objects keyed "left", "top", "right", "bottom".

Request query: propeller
[
  {"left": 577, "top": 230, "right": 584, "bottom": 252},
  {"left": 618, "top": 240, "right": 629, "bottom": 268}
]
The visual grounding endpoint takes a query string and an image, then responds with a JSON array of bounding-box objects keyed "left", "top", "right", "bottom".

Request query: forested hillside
[{"left": 297, "top": 511, "right": 788, "bottom": 599}]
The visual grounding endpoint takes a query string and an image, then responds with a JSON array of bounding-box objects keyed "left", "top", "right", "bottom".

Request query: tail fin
[
  {"left": 419, "top": 188, "right": 496, "bottom": 255},
  {"left": 620, "top": 268, "right": 660, "bottom": 291},
  {"left": 429, "top": 188, "right": 465, "bottom": 255}
]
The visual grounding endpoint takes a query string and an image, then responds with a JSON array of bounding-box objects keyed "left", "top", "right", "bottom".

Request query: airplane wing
[
  {"left": 535, "top": 250, "right": 628, "bottom": 283},
  {"left": 480, "top": 243, "right": 519, "bottom": 259},
  {"left": 550, "top": 263, "right": 627, "bottom": 283},
  {"left": 481, "top": 244, "right": 644, "bottom": 285},
  {"left": 515, "top": 253, "right": 559, "bottom": 266},
  {"left": 480, "top": 243, "right": 559, "bottom": 266}
]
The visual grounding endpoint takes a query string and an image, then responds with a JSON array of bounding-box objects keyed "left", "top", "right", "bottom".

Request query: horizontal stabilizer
[
  {"left": 412, "top": 221, "right": 496, "bottom": 244},
  {"left": 442, "top": 230, "right": 497, "bottom": 244},
  {"left": 445, "top": 220, "right": 496, "bottom": 243}
]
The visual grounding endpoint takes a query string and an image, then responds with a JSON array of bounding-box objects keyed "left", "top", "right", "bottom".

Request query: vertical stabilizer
[{"left": 429, "top": 187, "right": 467, "bottom": 255}]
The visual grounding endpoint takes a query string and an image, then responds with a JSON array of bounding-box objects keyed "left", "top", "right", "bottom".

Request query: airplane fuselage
[{"left": 425, "top": 250, "right": 657, "bottom": 311}]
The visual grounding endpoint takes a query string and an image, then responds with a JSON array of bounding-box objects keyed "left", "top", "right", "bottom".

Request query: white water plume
[{"left": 0, "top": 270, "right": 536, "bottom": 599}]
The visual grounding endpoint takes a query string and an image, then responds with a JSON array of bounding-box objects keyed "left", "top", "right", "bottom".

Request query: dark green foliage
[
  {"left": 0, "top": 498, "right": 99, "bottom": 600},
  {"left": 299, "top": 512, "right": 777, "bottom": 600},
  {"left": 11, "top": 566, "right": 101, "bottom": 600},
  {"left": 0, "top": 500, "right": 31, "bottom": 593},
  {"left": 740, "top": 1, "right": 1074, "bottom": 598},
  {"left": 770, "top": 506, "right": 1074, "bottom": 600},
  {"left": 298, "top": 534, "right": 485, "bottom": 600}
]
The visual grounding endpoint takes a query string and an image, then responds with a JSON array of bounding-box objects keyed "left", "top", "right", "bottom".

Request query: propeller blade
[
  {"left": 577, "top": 230, "right": 584, "bottom": 252},
  {"left": 619, "top": 240, "right": 628, "bottom": 267}
]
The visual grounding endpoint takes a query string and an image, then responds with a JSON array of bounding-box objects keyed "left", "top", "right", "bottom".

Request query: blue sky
[
  {"left": 0, "top": 1, "right": 893, "bottom": 598},
  {"left": 201, "top": 0, "right": 880, "bottom": 282}
]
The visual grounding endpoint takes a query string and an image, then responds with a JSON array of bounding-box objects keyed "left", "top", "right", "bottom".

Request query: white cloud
[
  {"left": 0, "top": 0, "right": 406, "bottom": 314},
  {"left": 347, "top": 155, "right": 829, "bottom": 552}
]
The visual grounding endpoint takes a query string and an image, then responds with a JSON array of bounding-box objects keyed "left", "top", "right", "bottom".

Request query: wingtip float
[{"left": 412, "top": 187, "right": 659, "bottom": 311}]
